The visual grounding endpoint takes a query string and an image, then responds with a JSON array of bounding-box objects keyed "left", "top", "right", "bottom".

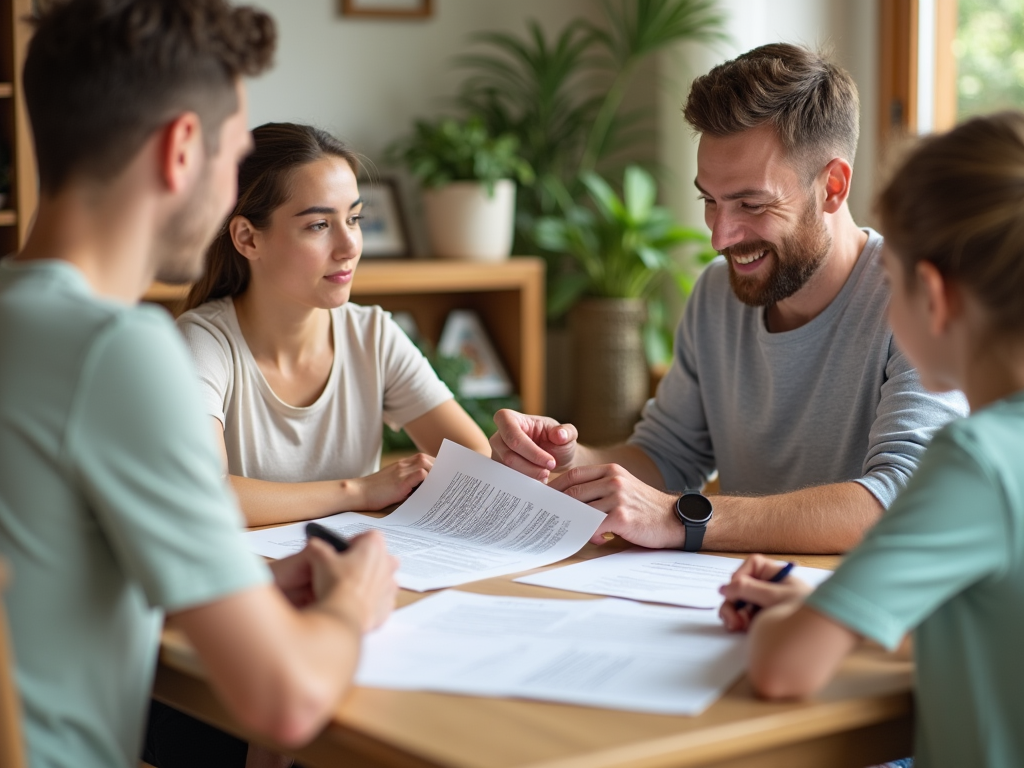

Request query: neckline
[
  {"left": 755, "top": 228, "right": 882, "bottom": 345},
  {"left": 224, "top": 299, "right": 341, "bottom": 414}
]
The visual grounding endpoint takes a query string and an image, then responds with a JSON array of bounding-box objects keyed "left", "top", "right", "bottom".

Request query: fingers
[
  {"left": 268, "top": 547, "right": 313, "bottom": 591},
  {"left": 490, "top": 438, "right": 552, "bottom": 481},
  {"left": 548, "top": 464, "right": 608, "bottom": 493},
  {"left": 491, "top": 409, "right": 558, "bottom": 472},
  {"left": 544, "top": 422, "right": 577, "bottom": 447}
]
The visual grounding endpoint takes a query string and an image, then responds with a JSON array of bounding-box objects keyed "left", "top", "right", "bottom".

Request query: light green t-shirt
[
  {"left": 807, "top": 391, "right": 1024, "bottom": 768},
  {"left": 0, "top": 259, "right": 271, "bottom": 768}
]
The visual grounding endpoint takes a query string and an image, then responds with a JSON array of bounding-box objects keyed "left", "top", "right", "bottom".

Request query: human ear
[
  {"left": 159, "top": 112, "right": 203, "bottom": 193},
  {"left": 821, "top": 158, "right": 853, "bottom": 214},
  {"left": 229, "top": 216, "right": 259, "bottom": 261},
  {"left": 916, "top": 260, "right": 960, "bottom": 336}
]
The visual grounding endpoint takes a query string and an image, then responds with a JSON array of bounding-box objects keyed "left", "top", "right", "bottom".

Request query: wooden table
[{"left": 154, "top": 540, "right": 914, "bottom": 768}]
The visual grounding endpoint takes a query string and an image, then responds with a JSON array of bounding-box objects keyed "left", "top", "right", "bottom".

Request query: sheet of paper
[
  {"left": 515, "top": 549, "right": 833, "bottom": 608},
  {"left": 356, "top": 590, "right": 747, "bottom": 716},
  {"left": 245, "top": 440, "right": 606, "bottom": 591}
]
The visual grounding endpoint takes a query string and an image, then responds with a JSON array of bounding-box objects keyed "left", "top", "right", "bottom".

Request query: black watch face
[{"left": 676, "top": 493, "right": 713, "bottom": 524}]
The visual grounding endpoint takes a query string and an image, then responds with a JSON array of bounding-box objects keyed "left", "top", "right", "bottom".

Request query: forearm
[
  {"left": 747, "top": 603, "right": 859, "bottom": 699},
  {"left": 573, "top": 443, "right": 667, "bottom": 489},
  {"left": 175, "top": 586, "right": 366, "bottom": 748},
  {"left": 231, "top": 475, "right": 359, "bottom": 527},
  {"left": 705, "top": 482, "right": 883, "bottom": 554}
]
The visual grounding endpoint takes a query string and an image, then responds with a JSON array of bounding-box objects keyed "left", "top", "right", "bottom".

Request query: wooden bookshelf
[
  {"left": 145, "top": 258, "right": 547, "bottom": 414},
  {"left": 0, "top": 0, "right": 36, "bottom": 251}
]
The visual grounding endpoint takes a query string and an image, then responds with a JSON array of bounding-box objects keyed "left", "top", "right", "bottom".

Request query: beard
[
  {"left": 153, "top": 162, "right": 224, "bottom": 285},
  {"left": 723, "top": 201, "right": 832, "bottom": 307}
]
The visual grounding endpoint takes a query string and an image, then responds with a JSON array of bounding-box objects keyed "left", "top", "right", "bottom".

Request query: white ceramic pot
[{"left": 421, "top": 179, "right": 516, "bottom": 261}]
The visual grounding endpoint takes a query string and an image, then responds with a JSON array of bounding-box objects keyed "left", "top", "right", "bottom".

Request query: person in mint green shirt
[
  {"left": 718, "top": 111, "right": 1024, "bottom": 768},
  {"left": 0, "top": 2, "right": 398, "bottom": 768}
]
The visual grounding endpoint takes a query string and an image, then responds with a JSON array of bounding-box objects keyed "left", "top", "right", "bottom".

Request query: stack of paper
[{"left": 356, "top": 590, "right": 748, "bottom": 716}]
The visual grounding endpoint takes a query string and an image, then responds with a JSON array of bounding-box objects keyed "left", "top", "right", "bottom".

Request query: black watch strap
[
  {"left": 682, "top": 518, "right": 707, "bottom": 552},
  {"left": 674, "top": 491, "right": 713, "bottom": 552}
]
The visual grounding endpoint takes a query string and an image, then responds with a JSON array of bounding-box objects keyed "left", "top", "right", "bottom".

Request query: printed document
[
  {"left": 245, "top": 440, "right": 606, "bottom": 591},
  {"left": 515, "top": 549, "right": 833, "bottom": 608},
  {"left": 356, "top": 590, "right": 747, "bottom": 715}
]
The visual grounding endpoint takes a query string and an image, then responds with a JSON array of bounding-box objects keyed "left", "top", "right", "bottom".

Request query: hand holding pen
[{"left": 719, "top": 555, "right": 813, "bottom": 633}]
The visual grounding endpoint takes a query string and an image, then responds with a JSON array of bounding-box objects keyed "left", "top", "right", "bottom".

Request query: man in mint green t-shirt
[{"left": 0, "top": 3, "right": 398, "bottom": 767}]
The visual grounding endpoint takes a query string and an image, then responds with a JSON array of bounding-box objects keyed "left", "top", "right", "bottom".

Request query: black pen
[
  {"left": 733, "top": 561, "right": 796, "bottom": 613},
  {"left": 305, "top": 522, "right": 350, "bottom": 552}
]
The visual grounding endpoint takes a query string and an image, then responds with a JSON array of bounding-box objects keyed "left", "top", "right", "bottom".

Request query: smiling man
[{"left": 491, "top": 44, "right": 967, "bottom": 554}]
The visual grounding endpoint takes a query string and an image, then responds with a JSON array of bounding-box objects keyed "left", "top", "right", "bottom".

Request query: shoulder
[
  {"left": 845, "top": 229, "right": 889, "bottom": 310},
  {"left": 333, "top": 302, "right": 411, "bottom": 349},
  {"left": 177, "top": 297, "right": 235, "bottom": 339},
  {"left": 176, "top": 298, "right": 237, "bottom": 361}
]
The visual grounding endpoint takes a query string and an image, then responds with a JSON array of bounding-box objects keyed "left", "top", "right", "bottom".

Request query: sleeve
[
  {"left": 627, "top": 269, "right": 716, "bottom": 491},
  {"left": 854, "top": 335, "right": 969, "bottom": 507},
  {"left": 65, "top": 311, "right": 271, "bottom": 612},
  {"left": 176, "top": 313, "right": 234, "bottom": 426},
  {"left": 379, "top": 312, "right": 454, "bottom": 430},
  {"left": 807, "top": 427, "right": 1009, "bottom": 650}
]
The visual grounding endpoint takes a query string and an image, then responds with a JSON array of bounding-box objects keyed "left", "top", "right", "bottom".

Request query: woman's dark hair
[
  {"left": 878, "top": 110, "right": 1024, "bottom": 336},
  {"left": 184, "top": 122, "right": 359, "bottom": 310}
]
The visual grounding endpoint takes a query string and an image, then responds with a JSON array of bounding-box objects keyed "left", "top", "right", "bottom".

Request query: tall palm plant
[{"left": 457, "top": 0, "right": 726, "bottom": 241}]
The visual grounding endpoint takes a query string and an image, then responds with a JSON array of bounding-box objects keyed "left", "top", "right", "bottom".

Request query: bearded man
[{"left": 490, "top": 43, "right": 967, "bottom": 554}]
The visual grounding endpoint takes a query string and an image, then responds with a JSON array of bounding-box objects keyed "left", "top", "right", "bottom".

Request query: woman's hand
[
  {"left": 347, "top": 453, "right": 434, "bottom": 510},
  {"left": 719, "top": 554, "right": 813, "bottom": 633}
]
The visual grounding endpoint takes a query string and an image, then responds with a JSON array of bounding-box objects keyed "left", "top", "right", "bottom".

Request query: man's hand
[
  {"left": 718, "top": 554, "right": 813, "bottom": 633},
  {"left": 550, "top": 463, "right": 686, "bottom": 549},
  {"left": 268, "top": 548, "right": 318, "bottom": 608},
  {"left": 307, "top": 531, "right": 399, "bottom": 632},
  {"left": 490, "top": 408, "right": 578, "bottom": 481},
  {"left": 347, "top": 453, "right": 433, "bottom": 510}
]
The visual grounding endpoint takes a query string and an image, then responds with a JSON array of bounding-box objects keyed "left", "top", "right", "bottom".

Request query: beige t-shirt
[{"left": 177, "top": 298, "right": 453, "bottom": 483}]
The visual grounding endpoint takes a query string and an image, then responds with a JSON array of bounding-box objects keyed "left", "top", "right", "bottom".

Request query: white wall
[
  {"left": 246, "top": 0, "right": 602, "bottom": 255},
  {"left": 247, "top": 0, "right": 601, "bottom": 159}
]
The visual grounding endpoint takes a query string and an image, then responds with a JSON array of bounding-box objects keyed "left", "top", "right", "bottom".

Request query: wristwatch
[{"left": 674, "top": 491, "right": 713, "bottom": 552}]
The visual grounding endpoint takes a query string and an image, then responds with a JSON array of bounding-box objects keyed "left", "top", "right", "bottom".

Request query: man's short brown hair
[
  {"left": 683, "top": 43, "right": 860, "bottom": 177},
  {"left": 24, "top": 0, "right": 277, "bottom": 194}
]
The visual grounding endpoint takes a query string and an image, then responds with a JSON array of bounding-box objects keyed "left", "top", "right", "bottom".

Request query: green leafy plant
[
  {"left": 456, "top": 0, "right": 727, "bottom": 246},
  {"left": 535, "top": 164, "right": 716, "bottom": 364},
  {"left": 388, "top": 115, "right": 534, "bottom": 197},
  {"left": 381, "top": 344, "right": 520, "bottom": 453}
]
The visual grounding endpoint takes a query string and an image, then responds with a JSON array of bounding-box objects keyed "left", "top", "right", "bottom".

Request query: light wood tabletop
[{"left": 154, "top": 538, "right": 914, "bottom": 768}]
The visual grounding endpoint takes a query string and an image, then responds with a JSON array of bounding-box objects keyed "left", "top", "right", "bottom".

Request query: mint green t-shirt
[
  {"left": 0, "top": 260, "right": 271, "bottom": 768},
  {"left": 807, "top": 392, "right": 1024, "bottom": 768}
]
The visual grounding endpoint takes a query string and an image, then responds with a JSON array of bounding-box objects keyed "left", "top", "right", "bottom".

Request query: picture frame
[
  {"left": 360, "top": 178, "right": 411, "bottom": 259},
  {"left": 341, "top": 0, "right": 432, "bottom": 18},
  {"left": 438, "top": 310, "right": 514, "bottom": 399}
]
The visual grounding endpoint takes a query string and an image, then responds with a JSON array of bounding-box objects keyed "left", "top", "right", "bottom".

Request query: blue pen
[{"left": 732, "top": 560, "right": 796, "bottom": 613}]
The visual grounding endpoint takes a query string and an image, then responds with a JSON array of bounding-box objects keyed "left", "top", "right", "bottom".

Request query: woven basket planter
[{"left": 568, "top": 298, "right": 648, "bottom": 445}]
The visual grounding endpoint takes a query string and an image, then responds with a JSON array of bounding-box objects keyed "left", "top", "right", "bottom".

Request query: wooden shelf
[
  {"left": 0, "top": 209, "right": 14, "bottom": 226},
  {"left": 145, "top": 257, "right": 547, "bottom": 414},
  {"left": 0, "top": 82, "right": 12, "bottom": 98}
]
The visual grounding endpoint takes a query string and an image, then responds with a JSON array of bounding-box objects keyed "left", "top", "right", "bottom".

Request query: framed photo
[
  {"left": 438, "top": 310, "right": 514, "bottom": 399},
  {"left": 360, "top": 178, "right": 411, "bottom": 259},
  {"left": 341, "top": 0, "right": 432, "bottom": 18}
]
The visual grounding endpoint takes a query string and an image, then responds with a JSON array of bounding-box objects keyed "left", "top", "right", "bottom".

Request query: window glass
[{"left": 955, "top": 0, "right": 1024, "bottom": 118}]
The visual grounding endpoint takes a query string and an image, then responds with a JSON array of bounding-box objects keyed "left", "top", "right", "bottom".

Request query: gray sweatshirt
[{"left": 629, "top": 228, "right": 968, "bottom": 506}]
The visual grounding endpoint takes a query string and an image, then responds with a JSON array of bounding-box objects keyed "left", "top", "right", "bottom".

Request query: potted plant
[
  {"left": 535, "top": 165, "right": 715, "bottom": 444},
  {"left": 456, "top": 0, "right": 726, "bottom": 263},
  {"left": 389, "top": 116, "right": 533, "bottom": 261}
]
